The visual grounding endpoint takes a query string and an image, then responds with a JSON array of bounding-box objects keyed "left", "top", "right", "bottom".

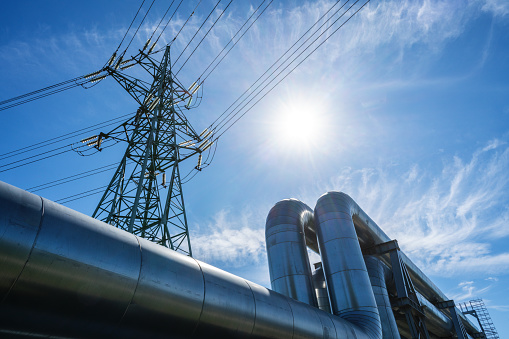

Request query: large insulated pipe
[
  {"left": 0, "top": 181, "right": 377, "bottom": 338},
  {"left": 364, "top": 255, "right": 400, "bottom": 339},
  {"left": 314, "top": 192, "right": 382, "bottom": 339},
  {"left": 265, "top": 199, "right": 317, "bottom": 307},
  {"left": 311, "top": 191, "right": 478, "bottom": 336}
]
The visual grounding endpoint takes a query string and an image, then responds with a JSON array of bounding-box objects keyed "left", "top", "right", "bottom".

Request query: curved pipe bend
[
  {"left": 314, "top": 191, "right": 478, "bottom": 336},
  {"left": 314, "top": 192, "right": 382, "bottom": 339},
  {"left": 265, "top": 199, "right": 317, "bottom": 307}
]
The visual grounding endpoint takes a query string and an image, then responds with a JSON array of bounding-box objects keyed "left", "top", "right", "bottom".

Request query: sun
[{"left": 273, "top": 98, "right": 326, "bottom": 150}]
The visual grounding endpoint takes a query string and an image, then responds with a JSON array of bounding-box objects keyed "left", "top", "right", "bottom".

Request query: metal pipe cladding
[
  {"left": 314, "top": 192, "right": 382, "bottom": 339},
  {"left": 0, "top": 181, "right": 380, "bottom": 338},
  {"left": 265, "top": 199, "right": 317, "bottom": 307}
]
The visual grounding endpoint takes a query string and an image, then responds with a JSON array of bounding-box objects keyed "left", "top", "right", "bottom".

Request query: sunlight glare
[{"left": 273, "top": 98, "right": 327, "bottom": 150}]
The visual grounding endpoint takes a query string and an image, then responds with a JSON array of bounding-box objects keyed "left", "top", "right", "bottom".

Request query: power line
[
  {"left": 123, "top": 0, "right": 156, "bottom": 55},
  {"left": 26, "top": 162, "right": 121, "bottom": 193},
  {"left": 114, "top": 0, "right": 146, "bottom": 54},
  {"left": 0, "top": 148, "right": 72, "bottom": 174},
  {"left": 154, "top": 0, "right": 184, "bottom": 46},
  {"left": 173, "top": 0, "right": 219, "bottom": 66},
  {"left": 167, "top": 1, "right": 202, "bottom": 50},
  {"left": 147, "top": 0, "right": 175, "bottom": 43},
  {"left": 0, "top": 112, "right": 132, "bottom": 161},
  {"left": 213, "top": 0, "right": 372, "bottom": 140},
  {"left": 198, "top": 0, "right": 271, "bottom": 83},
  {"left": 0, "top": 76, "right": 82, "bottom": 107},
  {"left": 175, "top": 0, "right": 233, "bottom": 76},
  {"left": 3, "top": 1, "right": 372, "bottom": 207},
  {"left": 0, "top": 1, "right": 157, "bottom": 112},
  {"left": 56, "top": 186, "right": 107, "bottom": 204},
  {"left": 0, "top": 80, "right": 83, "bottom": 111},
  {"left": 207, "top": 0, "right": 347, "bottom": 134}
]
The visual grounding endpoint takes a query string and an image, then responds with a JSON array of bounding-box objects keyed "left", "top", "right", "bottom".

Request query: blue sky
[{"left": 1, "top": 0, "right": 508, "bottom": 336}]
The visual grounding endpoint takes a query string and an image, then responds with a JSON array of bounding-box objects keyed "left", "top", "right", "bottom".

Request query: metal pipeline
[
  {"left": 364, "top": 255, "right": 400, "bottom": 339},
  {"left": 267, "top": 193, "right": 478, "bottom": 338},
  {"left": 265, "top": 199, "right": 317, "bottom": 307},
  {"left": 314, "top": 192, "right": 382, "bottom": 339},
  {"left": 0, "top": 181, "right": 376, "bottom": 339},
  {"left": 312, "top": 191, "right": 478, "bottom": 336}
]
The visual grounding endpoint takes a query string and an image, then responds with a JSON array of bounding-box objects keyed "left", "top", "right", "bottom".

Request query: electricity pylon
[{"left": 81, "top": 44, "right": 212, "bottom": 256}]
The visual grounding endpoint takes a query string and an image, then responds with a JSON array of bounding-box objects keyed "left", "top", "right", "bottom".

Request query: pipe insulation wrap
[
  {"left": 265, "top": 199, "right": 317, "bottom": 307},
  {"left": 316, "top": 191, "right": 479, "bottom": 336},
  {"left": 314, "top": 192, "right": 382, "bottom": 339},
  {"left": 0, "top": 180, "right": 377, "bottom": 338},
  {"left": 364, "top": 255, "right": 400, "bottom": 339}
]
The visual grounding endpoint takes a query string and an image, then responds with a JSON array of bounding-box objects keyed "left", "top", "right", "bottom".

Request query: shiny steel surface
[
  {"left": 314, "top": 191, "right": 478, "bottom": 336},
  {"left": 314, "top": 192, "right": 382, "bottom": 339},
  {"left": 265, "top": 199, "right": 317, "bottom": 306},
  {"left": 312, "top": 263, "right": 331, "bottom": 313},
  {"left": 120, "top": 236, "right": 205, "bottom": 336},
  {"left": 0, "top": 182, "right": 42, "bottom": 301},
  {"left": 1, "top": 181, "right": 380, "bottom": 338},
  {"left": 364, "top": 255, "right": 400, "bottom": 339}
]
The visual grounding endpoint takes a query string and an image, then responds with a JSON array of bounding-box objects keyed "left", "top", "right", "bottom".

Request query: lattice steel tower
[{"left": 82, "top": 44, "right": 212, "bottom": 256}]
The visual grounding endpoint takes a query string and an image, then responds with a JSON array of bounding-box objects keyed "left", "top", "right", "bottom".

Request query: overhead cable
[
  {"left": 175, "top": 0, "right": 233, "bottom": 76},
  {"left": 198, "top": 0, "right": 271, "bottom": 83},
  {"left": 211, "top": 0, "right": 371, "bottom": 140},
  {"left": 173, "top": 0, "right": 217, "bottom": 66},
  {"left": 0, "top": 112, "right": 132, "bottom": 161},
  {"left": 207, "top": 0, "right": 347, "bottom": 134},
  {"left": 26, "top": 162, "right": 122, "bottom": 193},
  {"left": 114, "top": 0, "right": 146, "bottom": 55},
  {"left": 154, "top": 0, "right": 185, "bottom": 46}
]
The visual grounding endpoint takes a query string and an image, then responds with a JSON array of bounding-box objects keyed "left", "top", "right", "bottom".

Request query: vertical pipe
[
  {"left": 314, "top": 192, "right": 382, "bottom": 339},
  {"left": 364, "top": 255, "right": 400, "bottom": 339},
  {"left": 265, "top": 199, "right": 317, "bottom": 307},
  {"left": 312, "top": 263, "right": 331, "bottom": 313}
]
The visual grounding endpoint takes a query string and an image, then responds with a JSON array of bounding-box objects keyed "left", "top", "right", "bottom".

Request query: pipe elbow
[
  {"left": 265, "top": 199, "right": 313, "bottom": 238},
  {"left": 265, "top": 199, "right": 317, "bottom": 307},
  {"left": 314, "top": 192, "right": 382, "bottom": 339},
  {"left": 315, "top": 191, "right": 355, "bottom": 221}
]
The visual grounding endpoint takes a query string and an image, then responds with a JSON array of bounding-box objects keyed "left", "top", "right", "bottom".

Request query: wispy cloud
[
  {"left": 482, "top": 0, "right": 509, "bottom": 17},
  {"left": 489, "top": 304, "right": 509, "bottom": 312},
  {"left": 451, "top": 280, "right": 492, "bottom": 301},
  {"left": 303, "top": 137, "right": 509, "bottom": 277},
  {"left": 191, "top": 207, "right": 267, "bottom": 268}
]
